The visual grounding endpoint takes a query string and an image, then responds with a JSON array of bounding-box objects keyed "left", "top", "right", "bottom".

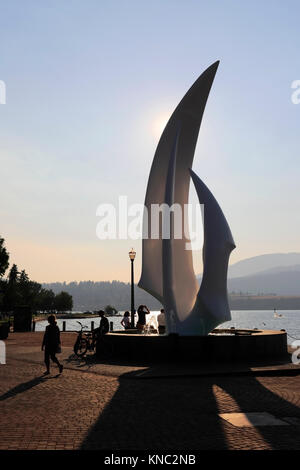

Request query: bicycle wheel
[{"left": 74, "top": 338, "right": 88, "bottom": 357}]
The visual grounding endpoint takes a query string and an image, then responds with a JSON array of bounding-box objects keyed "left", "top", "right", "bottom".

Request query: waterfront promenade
[{"left": 1, "top": 332, "right": 300, "bottom": 450}]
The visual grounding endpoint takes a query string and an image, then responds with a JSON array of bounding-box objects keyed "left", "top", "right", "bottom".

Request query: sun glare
[{"left": 152, "top": 112, "right": 171, "bottom": 138}]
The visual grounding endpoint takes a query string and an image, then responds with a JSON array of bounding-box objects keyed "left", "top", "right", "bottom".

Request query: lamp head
[{"left": 128, "top": 248, "right": 136, "bottom": 261}]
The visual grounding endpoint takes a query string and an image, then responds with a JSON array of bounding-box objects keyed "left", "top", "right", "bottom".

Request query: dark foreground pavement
[{"left": 1, "top": 333, "right": 300, "bottom": 450}]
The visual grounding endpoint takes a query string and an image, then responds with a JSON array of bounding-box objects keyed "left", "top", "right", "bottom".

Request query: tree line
[
  {"left": 0, "top": 237, "right": 73, "bottom": 315},
  {"left": 43, "top": 280, "right": 163, "bottom": 312}
]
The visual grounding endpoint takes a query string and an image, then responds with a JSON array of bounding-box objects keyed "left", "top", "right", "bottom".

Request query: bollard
[
  {"left": 110, "top": 321, "right": 113, "bottom": 331},
  {"left": 91, "top": 321, "right": 94, "bottom": 331},
  {"left": 32, "top": 320, "right": 36, "bottom": 332},
  {"left": 63, "top": 321, "right": 66, "bottom": 332}
]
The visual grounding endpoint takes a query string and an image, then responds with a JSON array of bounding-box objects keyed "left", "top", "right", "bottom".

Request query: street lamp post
[{"left": 128, "top": 248, "right": 136, "bottom": 328}]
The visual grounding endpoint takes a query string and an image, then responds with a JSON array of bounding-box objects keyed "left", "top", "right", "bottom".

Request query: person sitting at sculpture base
[
  {"left": 157, "top": 308, "right": 166, "bottom": 335},
  {"left": 92, "top": 310, "right": 109, "bottom": 347}
]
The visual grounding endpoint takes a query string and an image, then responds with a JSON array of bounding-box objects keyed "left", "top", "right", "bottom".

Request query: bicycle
[{"left": 73, "top": 321, "right": 94, "bottom": 357}]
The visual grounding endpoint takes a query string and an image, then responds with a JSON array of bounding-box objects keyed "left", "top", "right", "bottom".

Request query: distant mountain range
[
  {"left": 227, "top": 270, "right": 300, "bottom": 296},
  {"left": 195, "top": 253, "right": 300, "bottom": 296},
  {"left": 43, "top": 253, "right": 300, "bottom": 310},
  {"left": 227, "top": 253, "right": 300, "bottom": 296},
  {"left": 228, "top": 252, "right": 300, "bottom": 278}
]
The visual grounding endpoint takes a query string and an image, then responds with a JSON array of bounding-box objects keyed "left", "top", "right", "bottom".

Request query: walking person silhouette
[{"left": 42, "top": 315, "right": 63, "bottom": 375}]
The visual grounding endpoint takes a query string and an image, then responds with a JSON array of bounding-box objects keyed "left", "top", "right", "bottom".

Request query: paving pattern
[{"left": 0, "top": 333, "right": 300, "bottom": 450}]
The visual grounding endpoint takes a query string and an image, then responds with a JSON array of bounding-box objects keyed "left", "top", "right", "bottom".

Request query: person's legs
[
  {"left": 44, "top": 349, "right": 50, "bottom": 373},
  {"left": 136, "top": 322, "right": 145, "bottom": 333},
  {"left": 50, "top": 352, "right": 63, "bottom": 373},
  {"left": 50, "top": 352, "right": 59, "bottom": 365},
  {"left": 92, "top": 328, "right": 98, "bottom": 348}
]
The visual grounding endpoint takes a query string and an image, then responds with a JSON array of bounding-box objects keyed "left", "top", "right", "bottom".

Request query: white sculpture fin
[
  {"left": 176, "top": 170, "right": 236, "bottom": 335},
  {"left": 138, "top": 61, "right": 236, "bottom": 336},
  {"left": 138, "top": 62, "right": 219, "bottom": 307}
]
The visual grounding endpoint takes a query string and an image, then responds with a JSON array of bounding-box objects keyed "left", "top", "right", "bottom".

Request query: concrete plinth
[{"left": 99, "top": 329, "right": 288, "bottom": 363}]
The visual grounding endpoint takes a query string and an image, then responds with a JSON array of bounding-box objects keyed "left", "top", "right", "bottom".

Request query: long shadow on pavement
[
  {"left": 0, "top": 374, "right": 60, "bottom": 401},
  {"left": 80, "top": 369, "right": 300, "bottom": 450},
  {"left": 80, "top": 370, "right": 227, "bottom": 450},
  {"left": 214, "top": 375, "right": 300, "bottom": 450}
]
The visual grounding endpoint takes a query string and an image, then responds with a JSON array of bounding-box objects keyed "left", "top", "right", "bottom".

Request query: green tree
[
  {"left": 1, "top": 266, "right": 43, "bottom": 313},
  {"left": 0, "top": 279, "right": 8, "bottom": 314},
  {"left": 19, "top": 270, "right": 29, "bottom": 284},
  {"left": 54, "top": 291, "right": 73, "bottom": 313},
  {"left": 0, "top": 237, "right": 9, "bottom": 278},
  {"left": 104, "top": 304, "right": 118, "bottom": 316},
  {"left": 8, "top": 264, "right": 19, "bottom": 284},
  {"left": 36, "top": 289, "right": 55, "bottom": 313},
  {"left": 3, "top": 264, "right": 20, "bottom": 311},
  {"left": 17, "top": 269, "right": 30, "bottom": 305},
  {"left": 19, "top": 278, "right": 42, "bottom": 308}
]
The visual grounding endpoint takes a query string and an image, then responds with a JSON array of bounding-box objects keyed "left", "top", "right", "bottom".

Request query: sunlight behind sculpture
[{"left": 138, "top": 61, "right": 236, "bottom": 336}]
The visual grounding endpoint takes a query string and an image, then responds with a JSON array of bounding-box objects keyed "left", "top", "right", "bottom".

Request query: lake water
[{"left": 35, "top": 310, "right": 300, "bottom": 345}]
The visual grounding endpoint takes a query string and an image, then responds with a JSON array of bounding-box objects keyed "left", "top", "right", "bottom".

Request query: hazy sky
[{"left": 1, "top": 0, "right": 300, "bottom": 283}]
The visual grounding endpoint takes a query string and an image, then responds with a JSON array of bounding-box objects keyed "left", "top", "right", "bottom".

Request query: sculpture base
[{"left": 98, "top": 329, "right": 288, "bottom": 363}]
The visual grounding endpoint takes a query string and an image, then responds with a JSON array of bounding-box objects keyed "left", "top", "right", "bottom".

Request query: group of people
[
  {"left": 121, "top": 305, "right": 166, "bottom": 334},
  {"left": 42, "top": 306, "right": 166, "bottom": 374}
]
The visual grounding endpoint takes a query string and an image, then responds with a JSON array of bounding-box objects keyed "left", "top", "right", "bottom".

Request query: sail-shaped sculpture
[{"left": 138, "top": 62, "right": 236, "bottom": 335}]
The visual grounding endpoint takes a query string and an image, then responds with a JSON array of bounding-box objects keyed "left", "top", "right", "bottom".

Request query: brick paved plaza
[{"left": 0, "top": 333, "right": 300, "bottom": 450}]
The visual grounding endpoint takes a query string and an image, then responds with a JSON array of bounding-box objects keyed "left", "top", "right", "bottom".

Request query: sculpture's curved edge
[
  {"left": 172, "top": 169, "right": 235, "bottom": 336},
  {"left": 139, "top": 61, "right": 220, "bottom": 307},
  {"left": 189, "top": 168, "right": 236, "bottom": 250}
]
